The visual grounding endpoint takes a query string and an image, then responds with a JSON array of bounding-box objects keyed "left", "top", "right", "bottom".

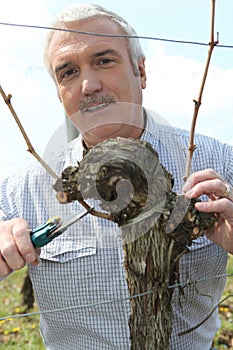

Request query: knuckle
[
  {"left": 12, "top": 227, "right": 27, "bottom": 240},
  {"left": 11, "top": 219, "right": 29, "bottom": 235},
  {"left": 216, "top": 178, "right": 223, "bottom": 187},
  {"left": 207, "top": 168, "right": 216, "bottom": 174},
  {"left": 0, "top": 220, "right": 10, "bottom": 231}
]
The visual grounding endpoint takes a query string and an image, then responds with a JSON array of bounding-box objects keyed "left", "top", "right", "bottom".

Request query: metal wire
[
  {"left": 0, "top": 21, "right": 233, "bottom": 48},
  {"left": 0, "top": 18, "right": 232, "bottom": 332},
  {"left": 1, "top": 272, "right": 232, "bottom": 321}
]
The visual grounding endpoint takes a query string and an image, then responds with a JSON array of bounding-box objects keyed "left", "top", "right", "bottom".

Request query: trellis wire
[
  {"left": 0, "top": 21, "right": 233, "bottom": 49},
  {"left": 0, "top": 17, "right": 233, "bottom": 338},
  {"left": 1, "top": 272, "right": 233, "bottom": 321}
]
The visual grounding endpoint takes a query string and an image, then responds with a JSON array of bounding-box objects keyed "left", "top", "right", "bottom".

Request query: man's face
[{"left": 47, "top": 16, "right": 146, "bottom": 147}]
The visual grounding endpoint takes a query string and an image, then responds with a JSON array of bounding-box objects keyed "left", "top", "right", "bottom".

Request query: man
[{"left": 0, "top": 4, "right": 233, "bottom": 349}]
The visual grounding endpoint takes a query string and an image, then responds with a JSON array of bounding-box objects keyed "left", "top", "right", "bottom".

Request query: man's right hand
[{"left": 0, "top": 218, "right": 40, "bottom": 277}]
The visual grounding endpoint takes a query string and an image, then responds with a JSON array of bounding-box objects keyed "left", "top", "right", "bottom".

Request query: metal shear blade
[
  {"left": 31, "top": 208, "right": 93, "bottom": 247},
  {"left": 47, "top": 208, "right": 93, "bottom": 239}
]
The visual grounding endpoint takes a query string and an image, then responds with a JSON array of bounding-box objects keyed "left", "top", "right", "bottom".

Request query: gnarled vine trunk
[{"left": 53, "top": 137, "right": 216, "bottom": 349}]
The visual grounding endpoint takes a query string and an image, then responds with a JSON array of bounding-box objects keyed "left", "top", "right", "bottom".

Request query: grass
[
  {"left": 0, "top": 258, "right": 233, "bottom": 349},
  {"left": 0, "top": 267, "right": 44, "bottom": 349},
  {"left": 212, "top": 255, "right": 233, "bottom": 349}
]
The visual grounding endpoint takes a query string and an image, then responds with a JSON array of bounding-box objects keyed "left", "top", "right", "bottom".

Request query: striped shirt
[{"left": 0, "top": 110, "right": 232, "bottom": 349}]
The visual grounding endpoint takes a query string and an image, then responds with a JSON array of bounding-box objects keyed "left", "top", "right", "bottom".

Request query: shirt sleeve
[
  {"left": 0, "top": 176, "right": 20, "bottom": 221},
  {"left": 222, "top": 142, "right": 233, "bottom": 185}
]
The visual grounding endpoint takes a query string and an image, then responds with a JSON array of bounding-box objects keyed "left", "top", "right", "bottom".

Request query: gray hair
[{"left": 44, "top": 3, "right": 145, "bottom": 78}]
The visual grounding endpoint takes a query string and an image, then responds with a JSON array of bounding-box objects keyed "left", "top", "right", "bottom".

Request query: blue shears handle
[
  {"left": 30, "top": 216, "right": 62, "bottom": 248},
  {"left": 30, "top": 209, "right": 92, "bottom": 248}
]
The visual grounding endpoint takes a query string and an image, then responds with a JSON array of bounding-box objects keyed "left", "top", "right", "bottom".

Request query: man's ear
[{"left": 138, "top": 57, "right": 147, "bottom": 89}]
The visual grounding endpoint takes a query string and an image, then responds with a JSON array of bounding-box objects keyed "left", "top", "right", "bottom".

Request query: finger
[
  {"left": 0, "top": 219, "right": 39, "bottom": 270},
  {"left": 222, "top": 183, "right": 233, "bottom": 202},
  {"left": 11, "top": 219, "right": 40, "bottom": 265},
  {"left": 184, "top": 178, "right": 227, "bottom": 199},
  {"left": 0, "top": 254, "right": 13, "bottom": 277},
  {"left": 183, "top": 169, "right": 224, "bottom": 193},
  {"left": 0, "top": 220, "right": 26, "bottom": 270},
  {"left": 195, "top": 197, "right": 233, "bottom": 218}
]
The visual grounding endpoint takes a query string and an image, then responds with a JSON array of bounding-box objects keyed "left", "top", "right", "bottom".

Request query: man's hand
[
  {"left": 183, "top": 169, "right": 233, "bottom": 254},
  {"left": 0, "top": 218, "right": 40, "bottom": 277}
]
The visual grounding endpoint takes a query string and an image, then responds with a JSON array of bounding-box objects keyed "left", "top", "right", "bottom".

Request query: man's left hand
[{"left": 183, "top": 169, "right": 233, "bottom": 254}]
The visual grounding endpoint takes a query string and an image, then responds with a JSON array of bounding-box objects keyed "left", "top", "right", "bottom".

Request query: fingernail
[
  {"left": 25, "top": 253, "right": 34, "bottom": 262},
  {"left": 25, "top": 253, "right": 40, "bottom": 265}
]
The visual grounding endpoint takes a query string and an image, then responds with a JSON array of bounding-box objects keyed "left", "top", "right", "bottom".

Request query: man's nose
[{"left": 81, "top": 72, "right": 103, "bottom": 95}]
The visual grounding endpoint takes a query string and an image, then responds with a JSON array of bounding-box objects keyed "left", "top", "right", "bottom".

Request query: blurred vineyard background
[{"left": 0, "top": 257, "right": 233, "bottom": 349}]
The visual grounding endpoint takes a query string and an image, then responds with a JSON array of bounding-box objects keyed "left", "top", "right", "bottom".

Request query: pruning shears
[{"left": 30, "top": 208, "right": 93, "bottom": 248}]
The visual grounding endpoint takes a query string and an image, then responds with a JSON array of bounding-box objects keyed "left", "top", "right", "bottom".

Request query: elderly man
[{"left": 0, "top": 4, "right": 233, "bottom": 349}]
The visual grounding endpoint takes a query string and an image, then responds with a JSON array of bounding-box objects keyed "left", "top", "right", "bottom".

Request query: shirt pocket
[{"left": 40, "top": 236, "right": 96, "bottom": 263}]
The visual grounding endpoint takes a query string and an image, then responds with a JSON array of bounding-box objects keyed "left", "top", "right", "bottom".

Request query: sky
[{"left": 0, "top": 0, "right": 233, "bottom": 181}]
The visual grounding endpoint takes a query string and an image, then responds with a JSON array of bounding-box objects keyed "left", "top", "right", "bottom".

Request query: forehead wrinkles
[
  {"left": 48, "top": 17, "right": 130, "bottom": 76},
  {"left": 49, "top": 30, "right": 85, "bottom": 56},
  {"left": 50, "top": 33, "right": 127, "bottom": 71},
  {"left": 49, "top": 17, "right": 128, "bottom": 56},
  {"left": 51, "top": 30, "right": 126, "bottom": 51}
]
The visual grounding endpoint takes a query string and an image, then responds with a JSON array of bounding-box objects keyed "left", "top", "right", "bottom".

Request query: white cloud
[
  {"left": 0, "top": 1, "right": 65, "bottom": 181},
  {"left": 0, "top": 9, "right": 232, "bottom": 182},
  {"left": 0, "top": 0, "right": 51, "bottom": 53},
  {"left": 143, "top": 42, "right": 233, "bottom": 143},
  {"left": 0, "top": 0, "right": 50, "bottom": 23},
  {"left": 0, "top": 0, "right": 51, "bottom": 106}
]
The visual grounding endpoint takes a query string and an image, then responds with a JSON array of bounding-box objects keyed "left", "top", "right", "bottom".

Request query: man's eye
[
  {"left": 60, "top": 68, "right": 79, "bottom": 82},
  {"left": 62, "top": 69, "right": 75, "bottom": 78},
  {"left": 99, "top": 58, "right": 114, "bottom": 65}
]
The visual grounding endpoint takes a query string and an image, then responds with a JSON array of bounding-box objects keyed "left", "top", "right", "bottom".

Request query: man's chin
[{"left": 83, "top": 125, "right": 125, "bottom": 146}]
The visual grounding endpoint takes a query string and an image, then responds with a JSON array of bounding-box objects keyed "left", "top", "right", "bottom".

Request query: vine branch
[
  {"left": 178, "top": 293, "right": 233, "bottom": 336},
  {"left": 184, "top": 0, "right": 219, "bottom": 180},
  {"left": 0, "top": 84, "right": 112, "bottom": 221},
  {"left": 0, "top": 85, "right": 58, "bottom": 180}
]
